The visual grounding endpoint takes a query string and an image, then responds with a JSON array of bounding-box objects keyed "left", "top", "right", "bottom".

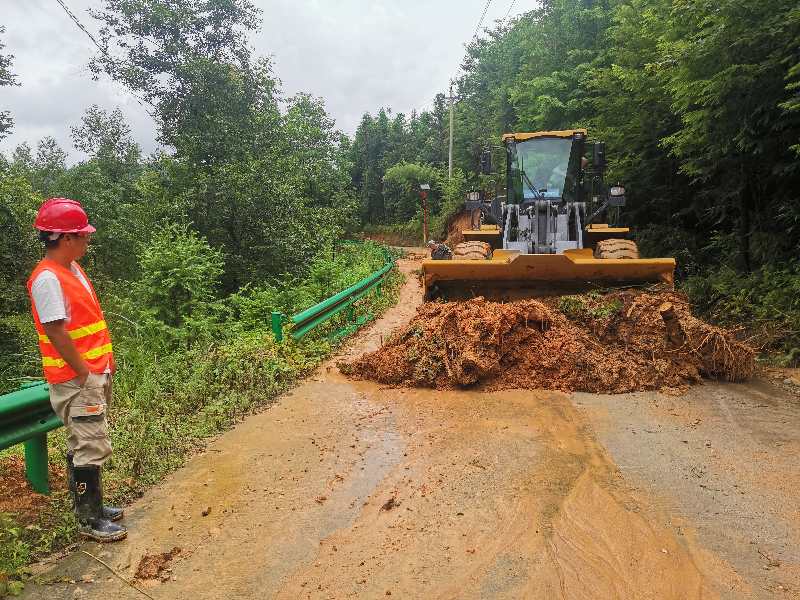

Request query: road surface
[{"left": 22, "top": 252, "right": 800, "bottom": 599}]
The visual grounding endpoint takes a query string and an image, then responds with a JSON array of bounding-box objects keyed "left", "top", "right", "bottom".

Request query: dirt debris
[
  {"left": 134, "top": 547, "right": 182, "bottom": 581},
  {"left": 339, "top": 291, "right": 755, "bottom": 393},
  {"left": 443, "top": 209, "right": 480, "bottom": 248},
  {"left": 380, "top": 496, "right": 399, "bottom": 512},
  {"left": 0, "top": 455, "right": 65, "bottom": 518}
]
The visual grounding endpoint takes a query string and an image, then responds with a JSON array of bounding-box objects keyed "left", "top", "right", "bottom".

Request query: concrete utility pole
[
  {"left": 448, "top": 81, "right": 454, "bottom": 180},
  {"left": 419, "top": 184, "right": 431, "bottom": 245}
]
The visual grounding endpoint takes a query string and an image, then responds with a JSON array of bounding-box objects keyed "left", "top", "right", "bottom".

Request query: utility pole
[
  {"left": 448, "top": 81, "right": 454, "bottom": 180},
  {"left": 419, "top": 184, "right": 431, "bottom": 245}
]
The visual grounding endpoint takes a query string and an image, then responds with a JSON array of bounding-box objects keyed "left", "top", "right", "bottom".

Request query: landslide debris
[
  {"left": 339, "top": 291, "right": 755, "bottom": 393},
  {"left": 0, "top": 455, "right": 66, "bottom": 517},
  {"left": 444, "top": 208, "right": 479, "bottom": 248}
]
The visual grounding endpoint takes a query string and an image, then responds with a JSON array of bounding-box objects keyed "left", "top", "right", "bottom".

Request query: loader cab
[{"left": 504, "top": 130, "right": 587, "bottom": 206}]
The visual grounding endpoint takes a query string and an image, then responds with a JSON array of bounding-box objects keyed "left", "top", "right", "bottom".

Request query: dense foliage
[{"left": 0, "top": 26, "right": 16, "bottom": 141}]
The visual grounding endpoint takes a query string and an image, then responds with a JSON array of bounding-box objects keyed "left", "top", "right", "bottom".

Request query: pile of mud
[
  {"left": 340, "top": 292, "right": 755, "bottom": 394},
  {"left": 443, "top": 209, "right": 480, "bottom": 248}
]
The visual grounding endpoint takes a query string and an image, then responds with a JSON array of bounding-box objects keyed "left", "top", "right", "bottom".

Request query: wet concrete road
[{"left": 21, "top": 255, "right": 800, "bottom": 599}]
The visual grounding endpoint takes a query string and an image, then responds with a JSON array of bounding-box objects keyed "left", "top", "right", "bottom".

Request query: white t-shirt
[
  {"left": 30, "top": 262, "right": 111, "bottom": 373},
  {"left": 30, "top": 263, "right": 93, "bottom": 324}
]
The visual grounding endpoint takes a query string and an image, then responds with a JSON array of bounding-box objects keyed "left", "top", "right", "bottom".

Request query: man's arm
[{"left": 42, "top": 320, "right": 90, "bottom": 386}]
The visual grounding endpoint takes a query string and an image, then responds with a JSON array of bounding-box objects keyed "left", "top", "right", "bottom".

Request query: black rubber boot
[
  {"left": 73, "top": 465, "right": 128, "bottom": 543},
  {"left": 67, "top": 453, "right": 124, "bottom": 522}
]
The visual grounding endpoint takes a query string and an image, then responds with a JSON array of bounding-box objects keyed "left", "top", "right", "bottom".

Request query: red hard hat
[{"left": 34, "top": 198, "right": 96, "bottom": 234}]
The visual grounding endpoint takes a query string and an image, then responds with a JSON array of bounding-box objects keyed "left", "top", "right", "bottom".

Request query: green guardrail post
[
  {"left": 376, "top": 282, "right": 382, "bottom": 298},
  {"left": 271, "top": 312, "right": 284, "bottom": 342},
  {"left": 24, "top": 433, "right": 49, "bottom": 494}
]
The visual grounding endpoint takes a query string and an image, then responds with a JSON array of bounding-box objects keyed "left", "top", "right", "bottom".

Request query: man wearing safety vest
[{"left": 26, "top": 198, "right": 127, "bottom": 543}]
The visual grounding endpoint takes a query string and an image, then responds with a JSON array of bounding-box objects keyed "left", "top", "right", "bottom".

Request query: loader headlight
[{"left": 610, "top": 186, "right": 625, "bottom": 197}]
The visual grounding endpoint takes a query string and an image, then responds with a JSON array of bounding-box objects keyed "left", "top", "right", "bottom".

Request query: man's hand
[{"left": 41, "top": 320, "right": 90, "bottom": 385}]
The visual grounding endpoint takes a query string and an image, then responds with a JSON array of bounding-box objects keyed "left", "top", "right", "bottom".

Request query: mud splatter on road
[{"left": 134, "top": 547, "right": 181, "bottom": 582}]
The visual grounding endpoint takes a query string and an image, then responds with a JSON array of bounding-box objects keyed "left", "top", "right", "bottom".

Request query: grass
[
  {"left": 682, "top": 262, "right": 800, "bottom": 364},
  {"left": 557, "top": 293, "right": 624, "bottom": 321}
]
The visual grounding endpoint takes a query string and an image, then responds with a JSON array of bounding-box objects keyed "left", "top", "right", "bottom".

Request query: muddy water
[
  {"left": 22, "top": 253, "right": 740, "bottom": 599},
  {"left": 271, "top": 386, "right": 712, "bottom": 599}
]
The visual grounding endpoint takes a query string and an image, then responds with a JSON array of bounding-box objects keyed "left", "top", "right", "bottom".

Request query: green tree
[
  {"left": 30, "top": 137, "right": 67, "bottom": 198},
  {"left": 0, "top": 26, "right": 18, "bottom": 140},
  {"left": 657, "top": 0, "right": 800, "bottom": 270},
  {"left": 71, "top": 105, "right": 141, "bottom": 168},
  {"left": 0, "top": 162, "right": 40, "bottom": 315},
  {"left": 89, "top": 0, "right": 269, "bottom": 166},
  {"left": 587, "top": 0, "right": 693, "bottom": 232},
  {"left": 382, "top": 163, "right": 439, "bottom": 223}
]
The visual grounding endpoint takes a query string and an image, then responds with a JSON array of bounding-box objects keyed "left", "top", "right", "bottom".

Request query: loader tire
[
  {"left": 453, "top": 241, "right": 492, "bottom": 260},
  {"left": 595, "top": 239, "right": 640, "bottom": 259}
]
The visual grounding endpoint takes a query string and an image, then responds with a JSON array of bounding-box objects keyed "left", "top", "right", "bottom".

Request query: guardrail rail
[
  {"left": 271, "top": 245, "right": 395, "bottom": 342},
  {"left": 0, "top": 381, "right": 62, "bottom": 494}
]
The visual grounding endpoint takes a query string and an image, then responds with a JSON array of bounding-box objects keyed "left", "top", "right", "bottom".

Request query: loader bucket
[{"left": 423, "top": 248, "right": 675, "bottom": 300}]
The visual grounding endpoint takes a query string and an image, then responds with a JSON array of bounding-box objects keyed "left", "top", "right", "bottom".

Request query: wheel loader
[{"left": 423, "top": 129, "right": 675, "bottom": 299}]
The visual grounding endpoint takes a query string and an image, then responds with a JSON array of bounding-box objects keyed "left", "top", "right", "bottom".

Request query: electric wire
[
  {"left": 501, "top": 0, "right": 518, "bottom": 25},
  {"left": 451, "top": 0, "right": 496, "bottom": 96},
  {"left": 52, "top": 0, "right": 157, "bottom": 113},
  {"left": 470, "top": 0, "right": 494, "bottom": 43}
]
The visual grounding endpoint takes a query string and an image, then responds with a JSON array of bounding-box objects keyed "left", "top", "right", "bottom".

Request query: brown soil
[
  {"left": 134, "top": 547, "right": 182, "bottom": 581},
  {"left": 444, "top": 208, "right": 480, "bottom": 248},
  {"left": 341, "top": 290, "right": 755, "bottom": 393},
  {"left": 0, "top": 456, "right": 66, "bottom": 518}
]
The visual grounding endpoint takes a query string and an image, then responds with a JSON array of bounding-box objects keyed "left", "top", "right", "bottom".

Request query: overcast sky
[{"left": 0, "top": 0, "right": 539, "bottom": 162}]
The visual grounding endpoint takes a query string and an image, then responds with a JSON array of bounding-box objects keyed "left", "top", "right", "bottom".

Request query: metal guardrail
[
  {"left": 0, "top": 381, "right": 62, "bottom": 494},
  {"left": 271, "top": 245, "right": 395, "bottom": 342}
]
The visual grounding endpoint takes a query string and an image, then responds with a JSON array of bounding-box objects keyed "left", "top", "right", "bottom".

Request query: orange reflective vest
[{"left": 27, "top": 258, "right": 115, "bottom": 384}]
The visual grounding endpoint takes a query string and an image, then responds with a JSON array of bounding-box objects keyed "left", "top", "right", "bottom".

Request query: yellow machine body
[
  {"left": 426, "top": 129, "right": 677, "bottom": 299},
  {"left": 462, "top": 225, "right": 502, "bottom": 246},
  {"left": 423, "top": 249, "right": 675, "bottom": 300},
  {"left": 502, "top": 129, "right": 587, "bottom": 142}
]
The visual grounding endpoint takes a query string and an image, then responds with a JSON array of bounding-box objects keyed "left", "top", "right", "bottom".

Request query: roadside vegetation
[{"left": 1, "top": 237, "right": 401, "bottom": 589}]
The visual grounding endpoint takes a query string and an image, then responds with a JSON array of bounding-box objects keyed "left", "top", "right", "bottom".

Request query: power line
[
  {"left": 501, "top": 0, "right": 518, "bottom": 25},
  {"left": 53, "top": 0, "right": 105, "bottom": 56},
  {"left": 471, "top": 0, "right": 494, "bottom": 43},
  {"left": 52, "top": 0, "right": 157, "bottom": 113}
]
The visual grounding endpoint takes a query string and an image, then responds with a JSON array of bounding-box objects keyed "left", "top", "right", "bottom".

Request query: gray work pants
[{"left": 48, "top": 373, "right": 113, "bottom": 467}]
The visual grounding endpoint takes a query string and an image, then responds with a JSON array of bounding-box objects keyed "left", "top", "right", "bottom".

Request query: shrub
[
  {"left": 133, "top": 224, "right": 224, "bottom": 327},
  {"left": 683, "top": 263, "right": 800, "bottom": 358}
]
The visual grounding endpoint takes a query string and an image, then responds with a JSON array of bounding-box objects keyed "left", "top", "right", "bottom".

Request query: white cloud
[{"left": 0, "top": 0, "right": 538, "bottom": 162}]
